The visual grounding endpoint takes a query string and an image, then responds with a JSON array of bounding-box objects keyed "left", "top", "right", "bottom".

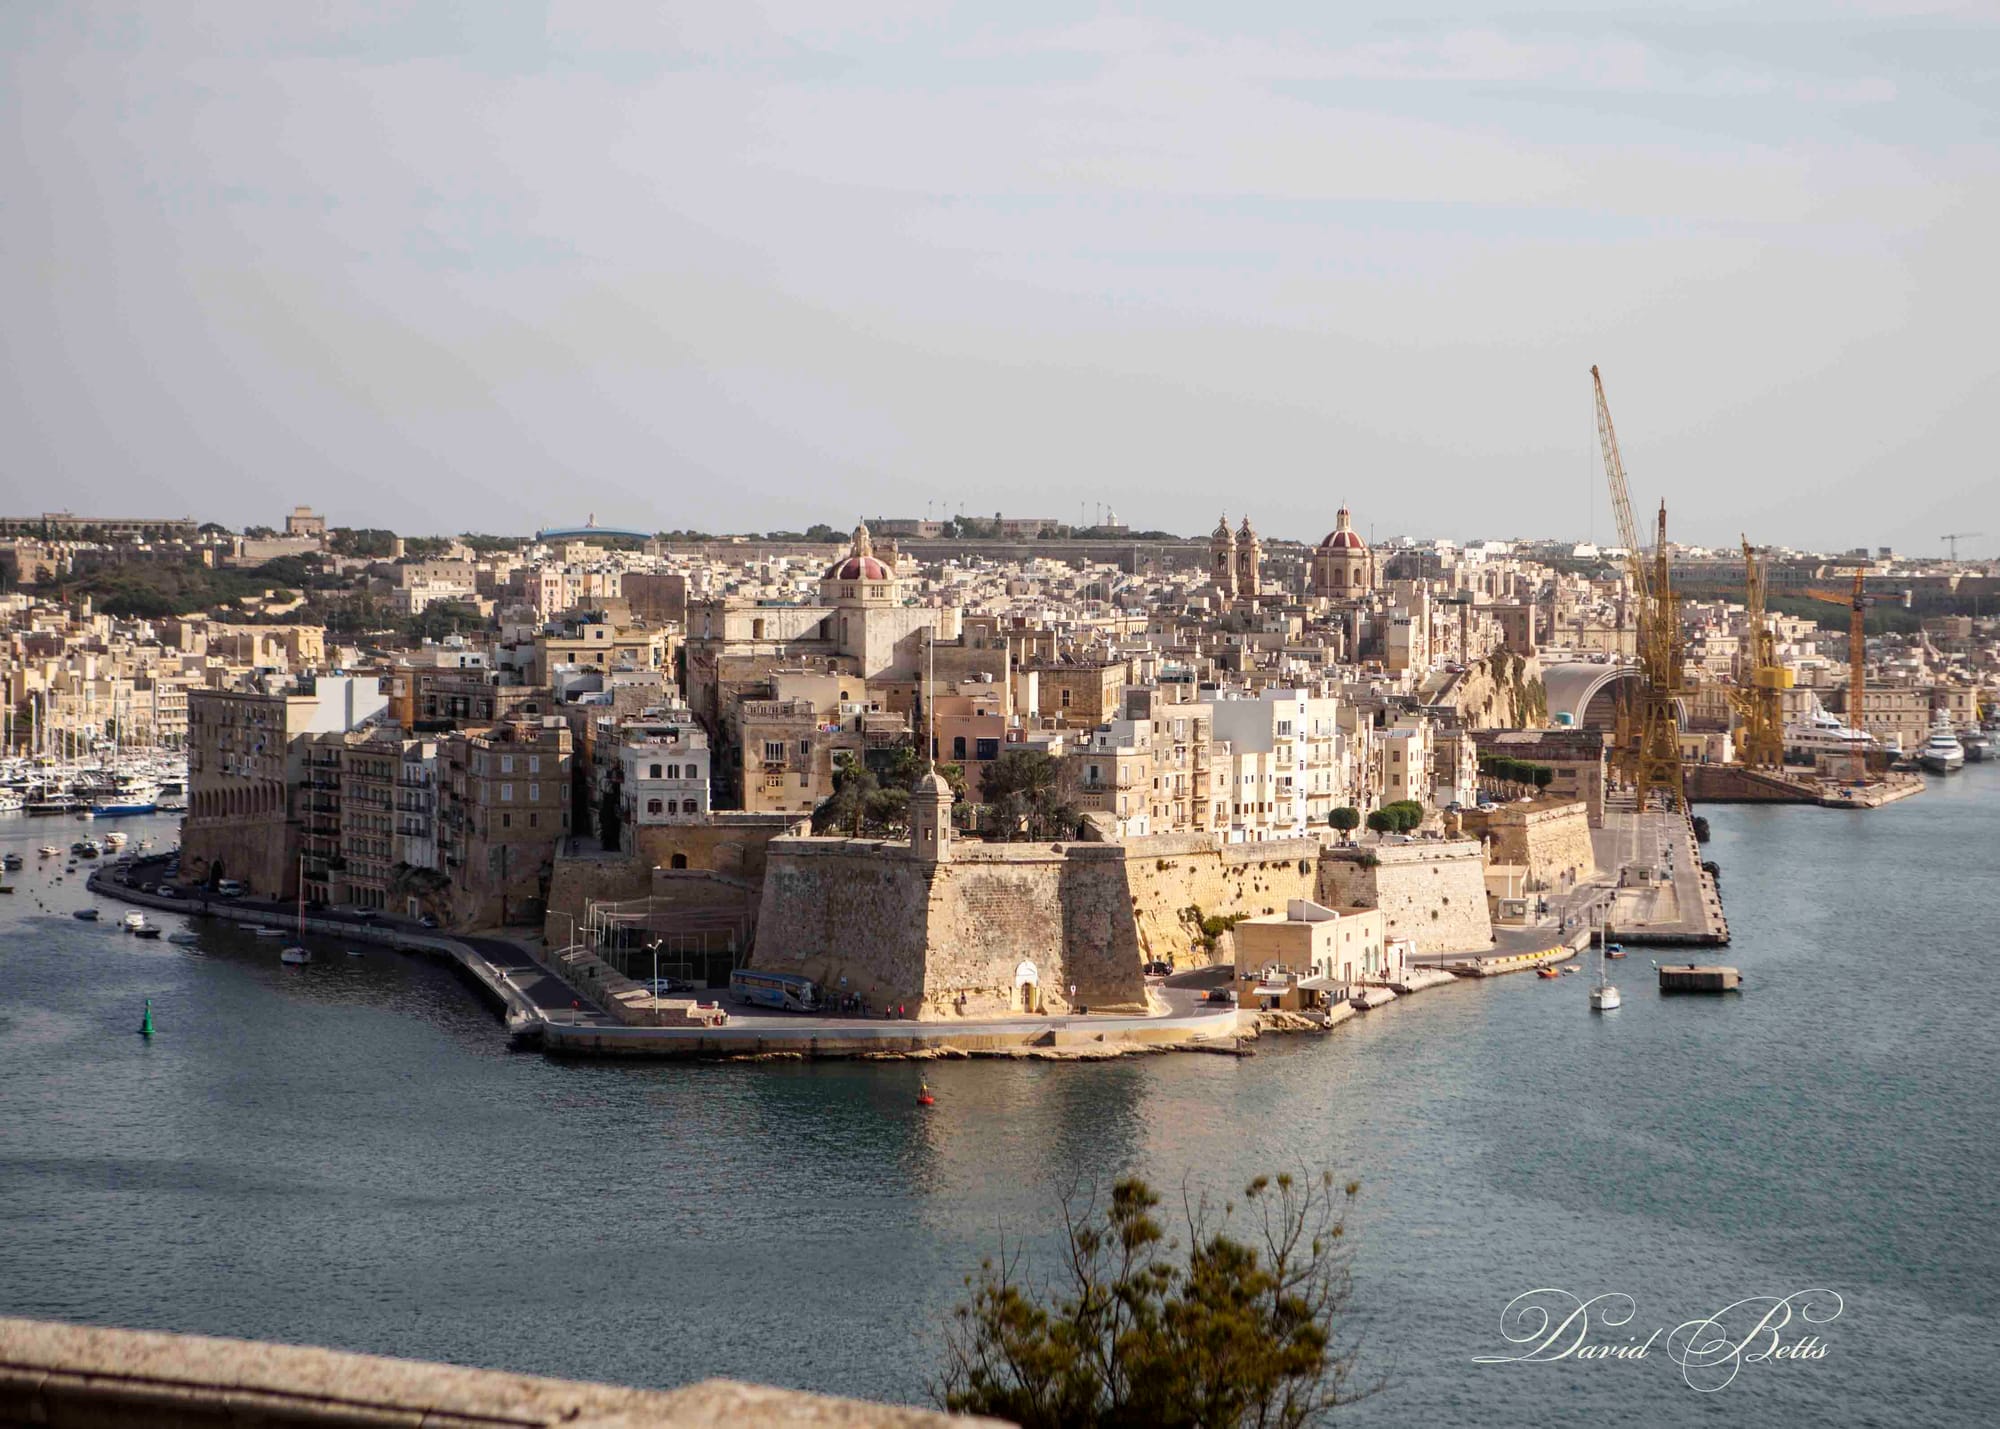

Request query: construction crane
[
  {"left": 1590, "top": 365, "right": 1685, "bottom": 810},
  {"left": 1804, "top": 571, "right": 1872, "bottom": 737},
  {"left": 1729, "top": 537, "right": 1790, "bottom": 770},
  {"left": 1941, "top": 532, "right": 1983, "bottom": 561}
]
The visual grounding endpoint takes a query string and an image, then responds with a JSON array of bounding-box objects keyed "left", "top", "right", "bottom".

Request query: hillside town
[{"left": 4, "top": 505, "right": 1997, "bottom": 1031}]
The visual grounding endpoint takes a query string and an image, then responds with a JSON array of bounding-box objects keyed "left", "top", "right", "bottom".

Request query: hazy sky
[{"left": 4, "top": 3, "right": 1996, "bottom": 553}]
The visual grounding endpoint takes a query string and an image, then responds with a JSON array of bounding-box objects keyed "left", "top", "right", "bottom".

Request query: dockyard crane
[
  {"left": 1804, "top": 572, "right": 1873, "bottom": 737},
  {"left": 1729, "top": 538, "right": 1789, "bottom": 771},
  {"left": 1590, "top": 366, "right": 1686, "bottom": 810},
  {"left": 1941, "top": 532, "right": 1983, "bottom": 561}
]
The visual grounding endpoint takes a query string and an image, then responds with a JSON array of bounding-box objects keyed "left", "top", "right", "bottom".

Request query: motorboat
[
  {"left": 166, "top": 930, "right": 201, "bottom": 946},
  {"left": 0, "top": 793, "right": 22, "bottom": 813},
  {"left": 1962, "top": 730, "right": 1993, "bottom": 763},
  {"left": 122, "top": 910, "right": 148, "bottom": 932},
  {"left": 1537, "top": 966, "right": 1561, "bottom": 980},
  {"left": 100, "top": 831, "right": 129, "bottom": 850},
  {"left": 133, "top": 925, "right": 161, "bottom": 940},
  {"left": 1, "top": 853, "right": 21, "bottom": 871},
  {"left": 1919, "top": 714, "right": 1965, "bottom": 774},
  {"left": 37, "top": 846, "right": 59, "bottom": 859},
  {"left": 72, "top": 907, "right": 99, "bottom": 921},
  {"left": 280, "top": 945, "right": 312, "bottom": 965},
  {"left": 252, "top": 927, "right": 289, "bottom": 939}
]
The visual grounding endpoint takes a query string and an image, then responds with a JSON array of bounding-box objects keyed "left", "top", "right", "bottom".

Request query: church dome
[
  {"left": 1320, "top": 506, "right": 1366, "bottom": 550},
  {"left": 824, "top": 553, "right": 895, "bottom": 581}
]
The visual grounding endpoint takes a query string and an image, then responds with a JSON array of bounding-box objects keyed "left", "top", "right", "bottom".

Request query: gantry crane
[
  {"left": 1590, "top": 365, "right": 1685, "bottom": 810},
  {"left": 1729, "top": 537, "right": 1789, "bottom": 770}
]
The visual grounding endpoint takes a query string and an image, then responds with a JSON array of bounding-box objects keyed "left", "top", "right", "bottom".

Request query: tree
[
  {"left": 980, "top": 748, "right": 1079, "bottom": 841},
  {"left": 935, "top": 1171, "right": 1374, "bottom": 1428},
  {"left": 812, "top": 761, "right": 880, "bottom": 836},
  {"left": 1365, "top": 809, "right": 1393, "bottom": 835},
  {"left": 1328, "top": 807, "right": 1360, "bottom": 842}
]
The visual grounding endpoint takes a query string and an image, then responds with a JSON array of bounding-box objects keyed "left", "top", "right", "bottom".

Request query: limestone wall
[
  {"left": 1464, "top": 801, "right": 1596, "bottom": 891},
  {"left": 750, "top": 840, "right": 936, "bottom": 1013},
  {"left": 1318, "top": 842, "right": 1492, "bottom": 953}
]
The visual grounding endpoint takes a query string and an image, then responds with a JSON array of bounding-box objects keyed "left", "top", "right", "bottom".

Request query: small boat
[
  {"left": 280, "top": 945, "right": 312, "bottom": 965},
  {"left": 2, "top": 853, "right": 22, "bottom": 870},
  {"left": 278, "top": 853, "right": 310, "bottom": 964},
  {"left": 101, "top": 831, "right": 129, "bottom": 849},
  {"left": 1605, "top": 943, "right": 1627, "bottom": 960},
  {"left": 72, "top": 907, "right": 99, "bottom": 921},
  {"left": 1537, "top": 967, "right": 1561, "bottom": 980},
  {"left": 0, "top": 884, "right": 13, "bottom": 895},
  {"left": 252, "top": 927, "right": 288, "bottom": 939},
  {"left": 344, "top": 948, "right": 364, "bottom": 958},
  {"left": 133, "top": 925, "right": 161, "bottom": 940},
  {"left": 37, "top": 846, "right": 59, "bottom": 859},
  {"left": 122, "top": 910, "right": 147, "bottom": 931},
  {"left": 167, "top": 930, "right": 201, "bottom": 946}
]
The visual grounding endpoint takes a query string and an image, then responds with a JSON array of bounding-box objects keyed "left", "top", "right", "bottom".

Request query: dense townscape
[{"left": 4, "top": 502, "right": 1996, "bottom": 1033}]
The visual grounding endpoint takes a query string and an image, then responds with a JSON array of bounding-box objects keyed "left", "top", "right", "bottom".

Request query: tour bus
[{"left": 727, "top": 969, "right": 823, "bottom": 1014}]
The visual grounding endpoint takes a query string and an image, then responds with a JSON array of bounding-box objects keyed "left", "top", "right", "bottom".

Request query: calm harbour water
[{"left": 1, "top": 774, "right": 1994, "bottom": 1428}]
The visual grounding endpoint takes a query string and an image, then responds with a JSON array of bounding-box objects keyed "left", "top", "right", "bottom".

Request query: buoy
[
  {"left": 917, "top": 1079, "right": 935, "bottom": 1107},
  {"left": 138, "top": 999, "right": 154, "bottom": 1038}
]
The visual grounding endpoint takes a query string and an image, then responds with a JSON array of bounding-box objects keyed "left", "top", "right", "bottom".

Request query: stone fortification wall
[
  {"left": 751, "top": 832, "right": 1332, "bottom": 1019},
  {"left": 543, "top": 853, "right": 652, "bottom": 946},
  {"left": 1467, "top": 801, "right": 1596, "bottom": 890},
  {"left": 751, "top": 840, "right": 936, "bottom": 1012},
  {"left": 1318, "top": 842, "right": 1492, "bottom": 953}
]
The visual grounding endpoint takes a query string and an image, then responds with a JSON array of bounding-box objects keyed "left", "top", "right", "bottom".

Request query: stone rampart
[
  {"left": 1318, "top": 841, "right": 1493, "bottom": 953},
  {"left": 1464, "top": 800, "right": 1596, "bottom": 890},
  {"left": 752, "top": 831, "right": 1337, "bottom": 1019}
]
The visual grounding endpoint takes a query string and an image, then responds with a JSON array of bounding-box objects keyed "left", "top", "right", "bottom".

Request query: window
[
  {"left": 1060, "top": 688, "right": 1072, "bottom": 707},
  {"left": 797, "top": 738, "right": 811, "bottom": 758},
  {"left": 953, "top": 736, "right": 967, "bottom": 760},
  {"left": 501, "top": 812, "right": 511, "bottom": 829},
  {"left": 528, "top": 756, "right": 540, "bottom": 774},
  {"left": 529, "top": 784, "right": 540, "bottom": 802},
  {"left": 500, "top": 755, "right": 514, "bottom": 774},
  {"left": 500, "top": 783, "right": 514, "bottom": 801},
  {"left": 650, "top": 763, "right": 662, "bottom": 779},
  {"left": 763, "top": 741, "right": 787, "bottom": 763},
  {"left": 976, "top": 738, "right": 999, "bottom": 760},
  {"left": 647, "top": 799, "right": 663, "bottom": 815},
  {"left": 529, "top": 812, "right": 538, "bottom": 828},
  {"left": 682, "top": 799, "right": 697, "bottom": 814}
]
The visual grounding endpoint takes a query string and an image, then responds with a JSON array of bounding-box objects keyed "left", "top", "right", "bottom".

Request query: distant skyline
[{"left": 4, "top": 3, "right": 1996, "bottom": 557}]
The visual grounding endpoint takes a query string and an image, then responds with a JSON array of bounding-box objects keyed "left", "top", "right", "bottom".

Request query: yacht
[
  {"left": 89, "top": 778, "right": 160, "bottom": 818},
  {"left": 1783, "top": 701, "right": 1878, "bottom": 761},
  {"left": 1961, "top": 729, "right": 1993, "bottom": 764},
  {"left": 0, "top": 792, "right": 22, "bottom": 813},
  {"left": 1589, "top": 928, "right": 1621, "bottom": 1012},
  {"left": 1919, "top": 714, "right": 1965, "bottom": 774}
]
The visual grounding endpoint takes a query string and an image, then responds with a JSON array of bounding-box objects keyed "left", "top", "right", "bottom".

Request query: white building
[
  {"left": 1208, "top": 685, "right": 1345, "bottom": 841},
  {"left": 620, "top": 723, "right": 711, "bottom": 826}
]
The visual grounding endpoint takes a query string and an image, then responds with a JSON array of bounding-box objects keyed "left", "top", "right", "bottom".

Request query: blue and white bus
[{"left": 728, "top": 969, "right": 823, "bottom": 1013}]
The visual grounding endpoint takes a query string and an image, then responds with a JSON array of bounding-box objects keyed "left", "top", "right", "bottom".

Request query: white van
[{"left": 216, "top": 879, "right": 246, "bottom": 898}]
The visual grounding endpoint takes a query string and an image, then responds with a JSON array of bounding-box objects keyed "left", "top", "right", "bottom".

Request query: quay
[{"left": 1686, "top": 763, "right": 1924, "bottom": 810}]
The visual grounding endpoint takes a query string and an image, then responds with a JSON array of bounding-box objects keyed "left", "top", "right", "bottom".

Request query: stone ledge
[{"left": 0, "top": 1318, "right": 991, "bottom": 1428}]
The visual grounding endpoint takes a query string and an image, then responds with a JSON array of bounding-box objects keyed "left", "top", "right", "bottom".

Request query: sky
[{"left": 3, "top": 2, "right": 1996, "bottom": 554}]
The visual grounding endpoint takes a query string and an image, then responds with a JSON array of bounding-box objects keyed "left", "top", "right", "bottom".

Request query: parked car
[
  {"left": 417, "top": 914, "right": 439, "bottom": 928},
  {"left": 215, "top": 880, "right": 245, "bottom": 898},
  {"left": 1204, "top": 988, "right": 1239, "bottom": 1005},
  {"left": 1142, "top": 960, "right": 1172, "bottom": 978},
  {"left": 640, "top": 977, "right": 694, "bottom": 996}
]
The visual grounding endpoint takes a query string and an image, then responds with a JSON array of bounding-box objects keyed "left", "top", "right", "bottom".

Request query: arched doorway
[{"left": 1014, "top": 960, "right": 1040, "bottom": 1014}]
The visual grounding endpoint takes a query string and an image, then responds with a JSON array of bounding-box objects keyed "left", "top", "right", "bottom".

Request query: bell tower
[{"left": 1210, "top": 514, "right": 1237, "bottom": 599}]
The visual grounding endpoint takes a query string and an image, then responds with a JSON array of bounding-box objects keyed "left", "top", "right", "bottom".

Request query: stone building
[
  {"left": 438, "top": 718, "right": 573, "bottom": 928},
  {"left": 620, "top": 723, "right": 711, "bottom": 827}
]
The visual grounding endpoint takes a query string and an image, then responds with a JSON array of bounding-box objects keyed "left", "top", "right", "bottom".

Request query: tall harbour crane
[
  {"left": 1590, "top": 366, "right": 1685, "bottom": 810},
  {"left": 1804, "top": 571, "right": 1872, "bottom": 738},
  {"left": 1941, "top": 532, "right": 1983, "bottom": 561},
  {"left": 1730, "top": 537, "right": 1789, "bottom": 770}
]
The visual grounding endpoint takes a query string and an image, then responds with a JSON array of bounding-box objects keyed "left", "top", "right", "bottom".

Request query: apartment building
[
  {"left": 620, "top": 723, "right": 712, "bottom": 827},
  {"left": 438, "top": 719, "right": 573, "bottom": 928},
  {"left": 1209, "top": 685, "right": 1344, "bottom": 841}
]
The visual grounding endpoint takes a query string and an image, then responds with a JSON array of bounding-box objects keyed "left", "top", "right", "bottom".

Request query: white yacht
[
  {"left": 1919, "top": 714, "right": 1965, "bottom": 774},
  {"left": 1783, "top": 700, "right": 1877, "bottom": 761},
  {"left": 1589, "top": 928, "right": 1621, "bottom": 1013}
]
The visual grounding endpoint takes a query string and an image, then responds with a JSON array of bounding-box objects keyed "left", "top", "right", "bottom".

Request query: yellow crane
[
  {"left": 1730, "top": 537, "right": 1789, "bottom": 770},
  {"left": 1590, "top": 366, "right": 1685, "bottom": 810}
]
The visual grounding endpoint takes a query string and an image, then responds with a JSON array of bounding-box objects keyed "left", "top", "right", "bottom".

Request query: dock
[{"left": 1657, "top": 964, "right": 1743, "bottom": 993}]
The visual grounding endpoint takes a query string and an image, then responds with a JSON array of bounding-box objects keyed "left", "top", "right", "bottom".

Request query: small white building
[{"left": 620, "top": 724, "right": 711, "bottom": 826}]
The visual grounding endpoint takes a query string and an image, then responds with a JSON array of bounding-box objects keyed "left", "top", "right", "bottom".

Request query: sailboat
[
  {"left": 281, "top": 854, "right": 312, "bottom": 965},
  {"left": 1589, "top": 925, "right": 1621, "bottom": 1012}
]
